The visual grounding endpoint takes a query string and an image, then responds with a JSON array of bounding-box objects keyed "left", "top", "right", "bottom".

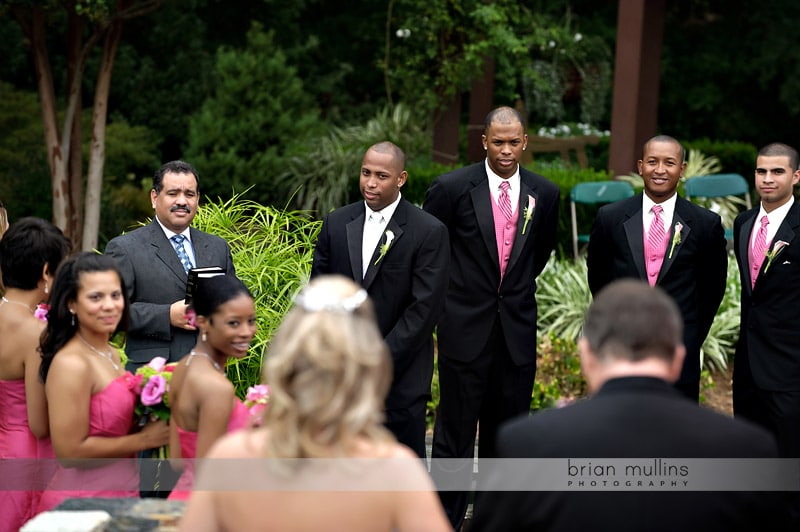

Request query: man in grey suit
[{"left": 105, "top": 160, "right": 235, "bottom": 370}]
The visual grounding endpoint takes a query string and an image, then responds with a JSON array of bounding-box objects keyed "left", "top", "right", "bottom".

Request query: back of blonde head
[{"left": 263, "top": 275, "right": 393, "bottom": 460}]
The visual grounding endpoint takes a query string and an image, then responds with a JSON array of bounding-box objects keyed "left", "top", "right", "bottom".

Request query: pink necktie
[
  {"left": 750, "top": 215, "right": 769, "bottom": 288},
  {"left": 498, "top": 181, "right": 513, "bottom": 220},
  {"left": 646, "top": 205, "right": 666, "bottom": 287}
]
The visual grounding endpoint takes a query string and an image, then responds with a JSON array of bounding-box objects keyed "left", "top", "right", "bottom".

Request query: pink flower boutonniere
[
  {"left": 668, "top": 222, "right": 684, "bottom": 259},
  {"left": 764, "top": 240, "right": 790, "bottom": 273},
  {"left": 521, "top": 195, "right": 536, "bottom": 235},
  {"left": 34, "top": 303, "right": 50, "bottom": 322}
]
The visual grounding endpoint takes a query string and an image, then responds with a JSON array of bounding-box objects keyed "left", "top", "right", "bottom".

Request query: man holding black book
[{"left": 105, "top": 160, "right": 235, "bottom": 371}]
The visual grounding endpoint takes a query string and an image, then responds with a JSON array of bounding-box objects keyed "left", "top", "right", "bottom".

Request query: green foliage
[
  {"left": 280, "top": 104, "right": 431, "bottom": 217},
  {"left": 685, "top": 139, "right": 758, "bottom": 179},
  {"left": 0, "top": 83, "right": 52, "bottom": 221},
  {"left": 683, "top": 149, "right": 722, "bottom": 179},
  {"left": 190, "top": 193, "right": 322, "bottom": 398},
  {"left": 701, "top": 257, "right": 741, "bottom": 372},
  {"left": 529, "top": 162, "right": 614, "bottom": 258},
  {"left": 531, "top": 334, "right": 586, "bottom": 411},
  {"left": 536, "top": 256, "right": 591, "bottom": 342},
  {"left": 186, "top": 22, "right": 323, "bottom": 207},
  {"left": 404, "top": 160, "right": 458, "bottom": 206}
]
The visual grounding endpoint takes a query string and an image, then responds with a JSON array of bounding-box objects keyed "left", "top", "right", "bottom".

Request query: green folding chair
[
  {"left": 570, "top": 181, "right": 635, "bottom": 260},
  {"left": 683, "top": 173, "right": 752, "bottom": 241}
]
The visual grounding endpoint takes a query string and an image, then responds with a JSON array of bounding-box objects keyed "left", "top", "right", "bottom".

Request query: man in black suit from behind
[
  {"left": 471, "top": 279, "right": 787, "bottom": 532},
  {"left": 311, "top": 141, "right": 449, "bottom": 458},
  {"left": 587, "top": 135, "right": 727, "bottom": 402}
]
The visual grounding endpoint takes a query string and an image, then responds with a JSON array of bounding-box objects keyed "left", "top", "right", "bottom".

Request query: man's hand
[{"left": 170, "top": 300, "right": 196, "bottom": 330}]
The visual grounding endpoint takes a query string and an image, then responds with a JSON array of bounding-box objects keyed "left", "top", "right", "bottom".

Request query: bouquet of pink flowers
[
  {"left": 133, "top": 356, "right": 175, "bottom": 424},
  {"left": 133, "top": 356, "right": 175, "bottom": 460},
  {"left": 244, "top": 384, "right": 270, "bottom": 426}
]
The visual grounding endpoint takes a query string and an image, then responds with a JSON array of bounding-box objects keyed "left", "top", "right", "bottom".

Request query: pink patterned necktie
[
  {"left": 749, "top": 215, "right": 769, "bottom": 288},
  {"left": 498, "top": 181, "right": 513, "bottom": 220},
  {"left": 646, "top": 205, "right": 666, "bottom": 287}
]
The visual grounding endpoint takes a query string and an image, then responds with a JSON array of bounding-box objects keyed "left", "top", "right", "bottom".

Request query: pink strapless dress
[
  {"left": 0, "top": 379, "right": 54, "bottom": 532},
  {"left": 36, "top": 373, "right": 140, "bottom": 514},
  {"left": 167, "top": 399, "right": 251, "bottom": 500}
]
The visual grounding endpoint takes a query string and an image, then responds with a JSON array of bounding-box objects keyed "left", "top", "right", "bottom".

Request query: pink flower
[
  {"left": 141, "top": 375, "right": 167, "bottom": 406},
  {"left": 34, "top": 303, "right": 50, "bottom": 322},
  {"left": 246, "top": 384, "right": 270, "bottom": 403},
  {"left": 147, "top": 356, "right": 167, "bottom": 372},
  {"left": 185, "top": 309, "right": 197, "bottom": 328}
]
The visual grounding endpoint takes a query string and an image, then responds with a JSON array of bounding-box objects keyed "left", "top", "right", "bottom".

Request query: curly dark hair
[{"left": 39, "top": 252, "right": 130, "bottom": 382}]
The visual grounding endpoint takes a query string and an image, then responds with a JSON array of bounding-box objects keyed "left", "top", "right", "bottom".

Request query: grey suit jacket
[{"left": 105, "top": 220, "right": 235, "bottom": 368}]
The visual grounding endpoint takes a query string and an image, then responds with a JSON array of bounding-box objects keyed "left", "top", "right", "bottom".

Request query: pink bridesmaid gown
[
  {"left": 167, "top": 399, "right": 251, "bottom": 500},
  {"left": 35, "top": 373, "right": 141, "bottom": 514},
  {"left": 0, "top": 379, "right": 52, "bottom": 532}
]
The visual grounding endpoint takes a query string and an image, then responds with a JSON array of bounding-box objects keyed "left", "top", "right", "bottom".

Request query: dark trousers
[
  {"left": 734, "top": 351, "right": 800, "bottom": 527},
  {"left": 431, "top": 319, "right": 536, "bottom": 531},
  {"left": 385, "top": 396, "right": 429, "bottom": 459},
  {"left": 673, "top": 327, "right": 701, "bottom": 402}
]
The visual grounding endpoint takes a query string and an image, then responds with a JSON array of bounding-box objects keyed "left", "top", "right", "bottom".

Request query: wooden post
[
  {"left": 608, "top": 0, "right": 665, "bottom": 176},
  {"left": 467, "top": 57, "right": 495, "bottom": 163},
  {"left": 432, "top": 93, "right": 462, "bottom": 165}
]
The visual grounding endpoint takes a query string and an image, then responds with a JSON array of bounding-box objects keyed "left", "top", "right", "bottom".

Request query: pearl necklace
[
  {"left": 188, "top": 350, "right": 223, "bottom": 372},
  {"left": 77, "top": 332, "right": 120, "bottom": 371},
  {"left": 0, "top": 296, "right": 34, "bottom": 314}
]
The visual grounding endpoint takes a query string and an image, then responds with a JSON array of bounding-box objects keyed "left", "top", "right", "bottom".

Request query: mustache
[{"left": 170, "top": 205, "right": 191, "bottom": 213}]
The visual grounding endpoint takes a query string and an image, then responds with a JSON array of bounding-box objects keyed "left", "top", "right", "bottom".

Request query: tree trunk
[
  {"left": 67, "top": 11, "right": 85, "bottom": 246},
  {"left": 83, "top": 16, "right": 124, "bottom": 252}
]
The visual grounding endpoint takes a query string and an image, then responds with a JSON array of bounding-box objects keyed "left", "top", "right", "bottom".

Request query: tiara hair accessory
[{"left": 294, "top": 286, "right": 368, "bottom": 313}]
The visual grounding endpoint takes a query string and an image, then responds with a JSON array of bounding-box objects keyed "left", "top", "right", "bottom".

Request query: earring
[
  {"left": 44, "top": 282, "right": 49, "bottom": 294},
  {"left": 201, "top": 331, "right": 207, "bottom": 342},
  {"left": 70, "top": 311, "right": 75, "bottom": 327}
]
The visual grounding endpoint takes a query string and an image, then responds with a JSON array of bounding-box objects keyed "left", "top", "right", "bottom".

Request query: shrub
[{"left": 192, "top": 193, "right": 321, "bottom": 398}]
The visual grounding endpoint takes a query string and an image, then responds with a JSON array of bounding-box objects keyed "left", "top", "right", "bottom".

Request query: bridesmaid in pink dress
[
  {"left": 35, "top": 253, "right": 170, "bottom": 513},
  {"left": 167, "top": 274, "right": 257, "bottom": 500},
  {"left": 0, "top": 218, "right": 70, "bottom": 532}
]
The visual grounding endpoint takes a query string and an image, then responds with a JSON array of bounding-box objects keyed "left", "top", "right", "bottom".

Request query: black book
[{"left": 185, "top": 266, "right": 225, "bottom": 304}]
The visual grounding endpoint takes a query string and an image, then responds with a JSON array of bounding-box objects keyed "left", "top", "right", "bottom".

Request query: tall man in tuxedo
[
  {"left": 471, "top": 280, "right": 786, "bottom": 532},
  {"left": 423, "top": 106, "right": 560, "bottom": 529},
  {"left": 587, "top": 135, "right": 727, "bottom": 402},
  {"left": 311, "top": 141, "right": 449, "bottom": 458},
  {"left": 733, "top": 142, "right": 800, "bottom": 525},
  {"left": 105, "top": 160, "right": 235, "bottom": 370}
]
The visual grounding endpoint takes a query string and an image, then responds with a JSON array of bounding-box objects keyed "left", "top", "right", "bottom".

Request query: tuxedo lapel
[
  {"left": 622, "top": 199, "right": 646, "bottom": 279},
  {"left": 756, "top": 203, "right": 800, "bottom": 288},
  {"left": 470, "top": 178, "right": 501, "bottom": 272},
  {"left": 657, "top": 205, "right": 692, "bottom": 282},
  {"left": 346, "top": 212, "right": 365, "bottom": 282},
  {"left": 505, "top": 181, "right": 536, "bottom": 276},
  {"left": 738, "top": 211, "right": 757, "bottom": 294},
  {"left": 363, "top": 207, "right": 405, "bottom": 290}
]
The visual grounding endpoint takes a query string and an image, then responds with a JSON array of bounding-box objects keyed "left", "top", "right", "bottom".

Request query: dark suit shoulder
[
  {"left": 320, "top": 201, "right": 364, "bottom": 224},
  {"left": 433, "top": 162, "right": 485, "bottom": 188},
  {"left": 676, "top": 196, "right": 723, "bottom": 222},
  {"left": 398, "top": 199, "right": 447, "bottom": 230}
]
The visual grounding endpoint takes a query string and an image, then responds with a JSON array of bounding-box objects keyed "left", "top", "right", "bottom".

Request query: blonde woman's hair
[{"left": 263, "top": 275, "right": 394, "bottom": 461}]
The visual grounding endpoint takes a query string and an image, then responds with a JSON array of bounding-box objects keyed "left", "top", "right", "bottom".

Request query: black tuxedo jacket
[
  {"left": 733, "top": 202, "right": 800, "bottom": 391},
  {"left": 587, "top": 194, "right": 727, "bottom": 358},
  {"left": 470, "top": 377, "right": 786, "bottom": 532},
  {"left": 423, "top": 163, "right": 559, "bottom": 366},
  {"left": 105, "top": 220, "right": 235, "bottom": 367},
  {"left": 310, "top": 198, "right": 450, "bottom": 410}
]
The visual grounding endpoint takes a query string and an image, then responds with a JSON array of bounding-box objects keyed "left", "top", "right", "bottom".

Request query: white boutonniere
[
  {"left": 374, "top": 229, "right": 395, "bottom": 265},
  {"left": 521, "top": 195, "right": 536, "bottom": 235},
  {"left": 667, "top": 222, "right": 683, "bottom": 259},
  {"left": 764, "top": 240, "right": 789, "bottom": 273}
]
